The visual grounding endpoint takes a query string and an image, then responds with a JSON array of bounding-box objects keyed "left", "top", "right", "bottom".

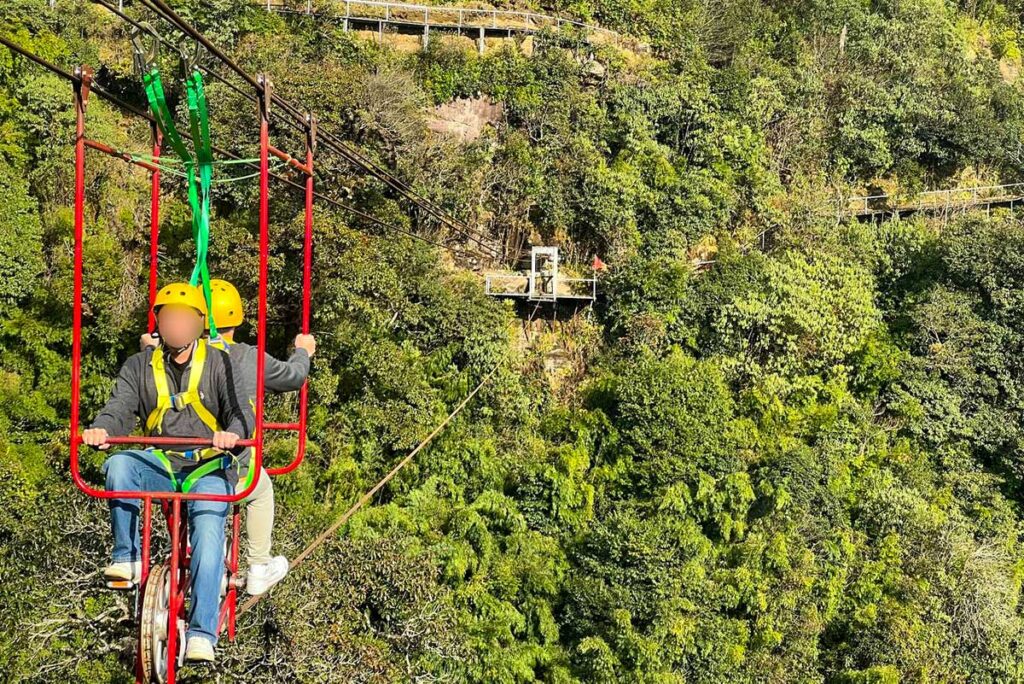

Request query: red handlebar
[
  {"left": 91, "top": 435, "right": 257, "bottom": 447},
  {"left": 70, "top": 432, "right": 263, "bottom": 503}
]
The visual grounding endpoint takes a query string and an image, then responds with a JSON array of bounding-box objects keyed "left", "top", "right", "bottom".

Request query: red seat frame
[{"left": 67, "top": 66, "right": 313, "bottom": 683}]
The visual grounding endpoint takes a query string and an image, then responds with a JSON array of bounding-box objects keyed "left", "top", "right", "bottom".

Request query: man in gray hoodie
[{"left": 84, "top": 282, "right": 251, "bottom": 663}]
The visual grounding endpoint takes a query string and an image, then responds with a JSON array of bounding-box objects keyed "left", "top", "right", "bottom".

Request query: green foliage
[
  {"left": 6, "top": 0, "right": 1024, "bottom": 682},
  {"left": 0, "top": 159, "right": 44, "bottom": 304}
]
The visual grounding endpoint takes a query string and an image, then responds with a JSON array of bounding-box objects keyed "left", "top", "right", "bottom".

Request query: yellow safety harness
[
  {"left": 146, "top": 338, "right": 220, "bottom": 435},
  {"left": 205, "top": 335, "right": 259, "bottom": 492},
  {"left": 145, "top": 340, "right": 231, "bottom": 493}
]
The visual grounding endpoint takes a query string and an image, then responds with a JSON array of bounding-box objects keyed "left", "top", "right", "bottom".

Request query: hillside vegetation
[{"left": 4, "top": 0, "right": 1024, "bottom": 681}]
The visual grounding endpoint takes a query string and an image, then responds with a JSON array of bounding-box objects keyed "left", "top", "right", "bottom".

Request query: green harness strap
[
  {"left": 184, "top": 68, "right": 218, "bottom": 339},
  {"left": 149, "top": 449, "right": 181, "bottom": 491},
  {"left": 152, "top": 450, "right": 254, "bottom": 494},
  {"left": 149, "top": 450, "right": 237, "bottom": 494},
  {"left": 238, "top": 461, "right": 256, "bottom": 493},
  {"left": 203, "top": 336, "right": 258, "bottom": 493},
  {"left": 139, "top": 66, "right": 218, "bottom": 338}
]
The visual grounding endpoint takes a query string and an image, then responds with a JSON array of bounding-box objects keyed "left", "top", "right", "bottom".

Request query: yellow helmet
[
  {"left": 153, "top": 282, "right": 207, "bottom": 316},
  {"left": 208, "top": 279, "right": 244, "bottom": 328}
]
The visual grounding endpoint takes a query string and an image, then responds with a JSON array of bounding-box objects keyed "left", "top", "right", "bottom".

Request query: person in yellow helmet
[
  {"left": 84, "top": 282, "right": 252, "bottom": 664},
  {"left": 142, "top": 279, "right": 314, "bottom": 596}
]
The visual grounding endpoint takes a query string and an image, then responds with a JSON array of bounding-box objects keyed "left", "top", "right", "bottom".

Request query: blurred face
[{"left": 156, "top": 304, "right": 204, "bottom": 349}]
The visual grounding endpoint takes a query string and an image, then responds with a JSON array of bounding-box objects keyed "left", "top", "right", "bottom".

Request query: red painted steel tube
[
  {"left": 167, "top": 499, "right": 181, "bottom": 683},
  {"left": 70, "top": 67, "right": 89, "bottom": 507},
  {"left": 93, "top": 435, "right": 257, "bottom": 447},
  {"left": 300, "top": 133, "right": 314, "bottom": 330},
  {"left": 148, "top": 125, "right": 161, "bottom": 332},
  {"left": 135, "top": 496, "right": 151, "bottom": 684},
  {"left": 267, "top": 143, "right": 312, "bottom": 176},
  {"left": 84, "top": 138, "right": 160, "bottom": 172},
  {"left": 252, "top": 74, "right": 270, "bottom": 483},
  {"left": 217, "top": 509, "right": 242, "bottom": 638},
  {"left": 266, "top": 115, "right": 313, "bottom": 476},
  {"left": 71, "top": 434, "right": 259, "bottom": 502},
  {"left": 264, "top": 422, "right": 300, "bottom": 430},
  {"left": 141, "top": 497, "right": 152, "bottom": 586},
  {"left": 227, "top": 506, "right": 241, "bottom": 639}
]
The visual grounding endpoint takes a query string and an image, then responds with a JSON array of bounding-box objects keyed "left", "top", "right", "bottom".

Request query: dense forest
[{"left": 5, "top": 0, "right": 1024, "bottom": 681}]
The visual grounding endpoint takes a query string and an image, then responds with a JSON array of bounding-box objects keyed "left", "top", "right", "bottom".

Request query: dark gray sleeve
[
  {"left": 263, "top": 349, "right": 310, "bottom": 393},
  {"left": 216, "top": 350, "right": 252, "bottom": 438},
  {"left": 90, "top": 355, "right": 143, "bottom": 436}
]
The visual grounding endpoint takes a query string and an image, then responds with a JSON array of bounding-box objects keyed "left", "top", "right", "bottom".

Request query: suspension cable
[
  {"left": 0, "top": 34, "right": 460, "bottom": 254},
  {"left": 117, "top": 0, "right": 500, "bottom": 258}
]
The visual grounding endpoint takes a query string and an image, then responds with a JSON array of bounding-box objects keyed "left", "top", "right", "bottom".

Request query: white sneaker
[
  {"left": 184, "top": 636, "right": 215, "bottom": 663},
  {"left": 246, "top": 556, "right": 288, "bottom": 596},
  {"left": 103, "top": 561, "right": 141, "bottom": 587}
]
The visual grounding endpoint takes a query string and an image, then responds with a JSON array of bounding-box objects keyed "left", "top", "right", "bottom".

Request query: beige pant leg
[{"left": 238, "top": 467, "right": 274, "bottom": 567}]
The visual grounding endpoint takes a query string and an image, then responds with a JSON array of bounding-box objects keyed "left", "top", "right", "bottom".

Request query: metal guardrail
[
  {"left": 847, "top": 182, "right": 1024, "bottom": 215},
  {"left": 484, "top": 273, "right": 597, "bottom": 301},
  {"left": 261, "top": 0, "right": 622, "bottom": 42}
]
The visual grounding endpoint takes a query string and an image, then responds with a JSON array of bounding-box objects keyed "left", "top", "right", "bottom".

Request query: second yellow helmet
[
  {"left": 208, "top": 279, "right": 245, "bottom": 329},
  {"left": 153, "top": 282, "right": 207, "bottom": 316}
]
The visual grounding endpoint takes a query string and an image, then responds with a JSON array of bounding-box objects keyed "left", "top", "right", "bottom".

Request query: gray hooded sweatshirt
[
  {"left": 222, "top": 341, "right": 310, "bottom": 470},
  {"left": 90, "top": 343, "right": 253, "bottom": 472}
]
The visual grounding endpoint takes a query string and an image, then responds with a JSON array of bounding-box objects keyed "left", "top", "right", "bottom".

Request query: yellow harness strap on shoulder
[{"left": 145, "top": 339, "right": 222, "bottom": 436}]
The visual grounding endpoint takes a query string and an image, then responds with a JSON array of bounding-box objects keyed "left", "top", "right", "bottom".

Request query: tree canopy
[{"left": 4, "top": 0, "right": 1024, "bottom": 681}]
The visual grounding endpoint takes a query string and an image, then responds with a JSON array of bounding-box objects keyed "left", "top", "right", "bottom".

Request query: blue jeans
[{"left": 102, "top": 449, "right": 229, "bottom": 644}]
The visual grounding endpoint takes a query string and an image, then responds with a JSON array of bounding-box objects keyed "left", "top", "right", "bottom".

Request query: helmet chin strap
[{"left": 164, "top": 338, "right": 196, "bottom": 357}]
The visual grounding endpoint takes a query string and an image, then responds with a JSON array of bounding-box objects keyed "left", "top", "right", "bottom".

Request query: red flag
[{"left": 592, "top": 255, "right": 607, "bottom": 271}]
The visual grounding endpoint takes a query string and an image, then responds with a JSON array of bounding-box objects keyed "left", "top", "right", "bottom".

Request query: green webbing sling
[
  {"left": 140, "top": 66, "right": 218, "bottom": 338},
  {"left": 184, "top": 68, "right": 217, "bottom": 339}
]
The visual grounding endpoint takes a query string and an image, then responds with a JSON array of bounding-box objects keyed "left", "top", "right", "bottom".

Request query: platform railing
[{"left": 260, "top": 0, "right": 622, "bottom": 41}]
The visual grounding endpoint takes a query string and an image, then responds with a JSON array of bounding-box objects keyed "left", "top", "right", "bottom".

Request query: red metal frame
[
  {"left": 148, "top": 123, "right": 162, "bottom": 332},
  {"left": 68, "top": 67, "right": 313, "bottom": 684},
  {"left": 264, "top": 113, "right": 315, "bottom": 476}
]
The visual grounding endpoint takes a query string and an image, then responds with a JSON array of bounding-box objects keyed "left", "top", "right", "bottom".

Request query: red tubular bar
[
  {"left": 265, "top": 422, "right": 300, "bottom": 430},
  {"left": 228, "top": 506, "right": 241, "bottom": 640},
  {"left": 84, "top": 138, "right": 160, "bottom": 172},
  {"left": 141, "top": 498, "right": 152, "bottom": 585},
  {"left": 70, "top": 436, "right": 259, "bottom": 502},
  {"left": 267, "top": 143, "right": 312, "bottom": 176},
  {"left": 266, "top": 113, "right": 313, "bottom": 476},
  {"left": 217, "top": 508, "right": 242, "bottom": 639},
  {"left": 135, "top": 496, "right": 152, "bottom": 684},
  {"left": 69, "top": 66, "right": 89, "bottom": 503},
  {"left": 255, "top": 75, "right": 270, "bottom": 486},
  {"left": 167, "top": 499, "right": 181, "bottom": 683},
  {"left": 96, "top": 435, "right": 256, "bottom": 447},
  {"left": 148, "top": 124, "right": 161, "bottom": 332},
  {"left": 68, "top": 64, "right": 264, "bottom": 505}
]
